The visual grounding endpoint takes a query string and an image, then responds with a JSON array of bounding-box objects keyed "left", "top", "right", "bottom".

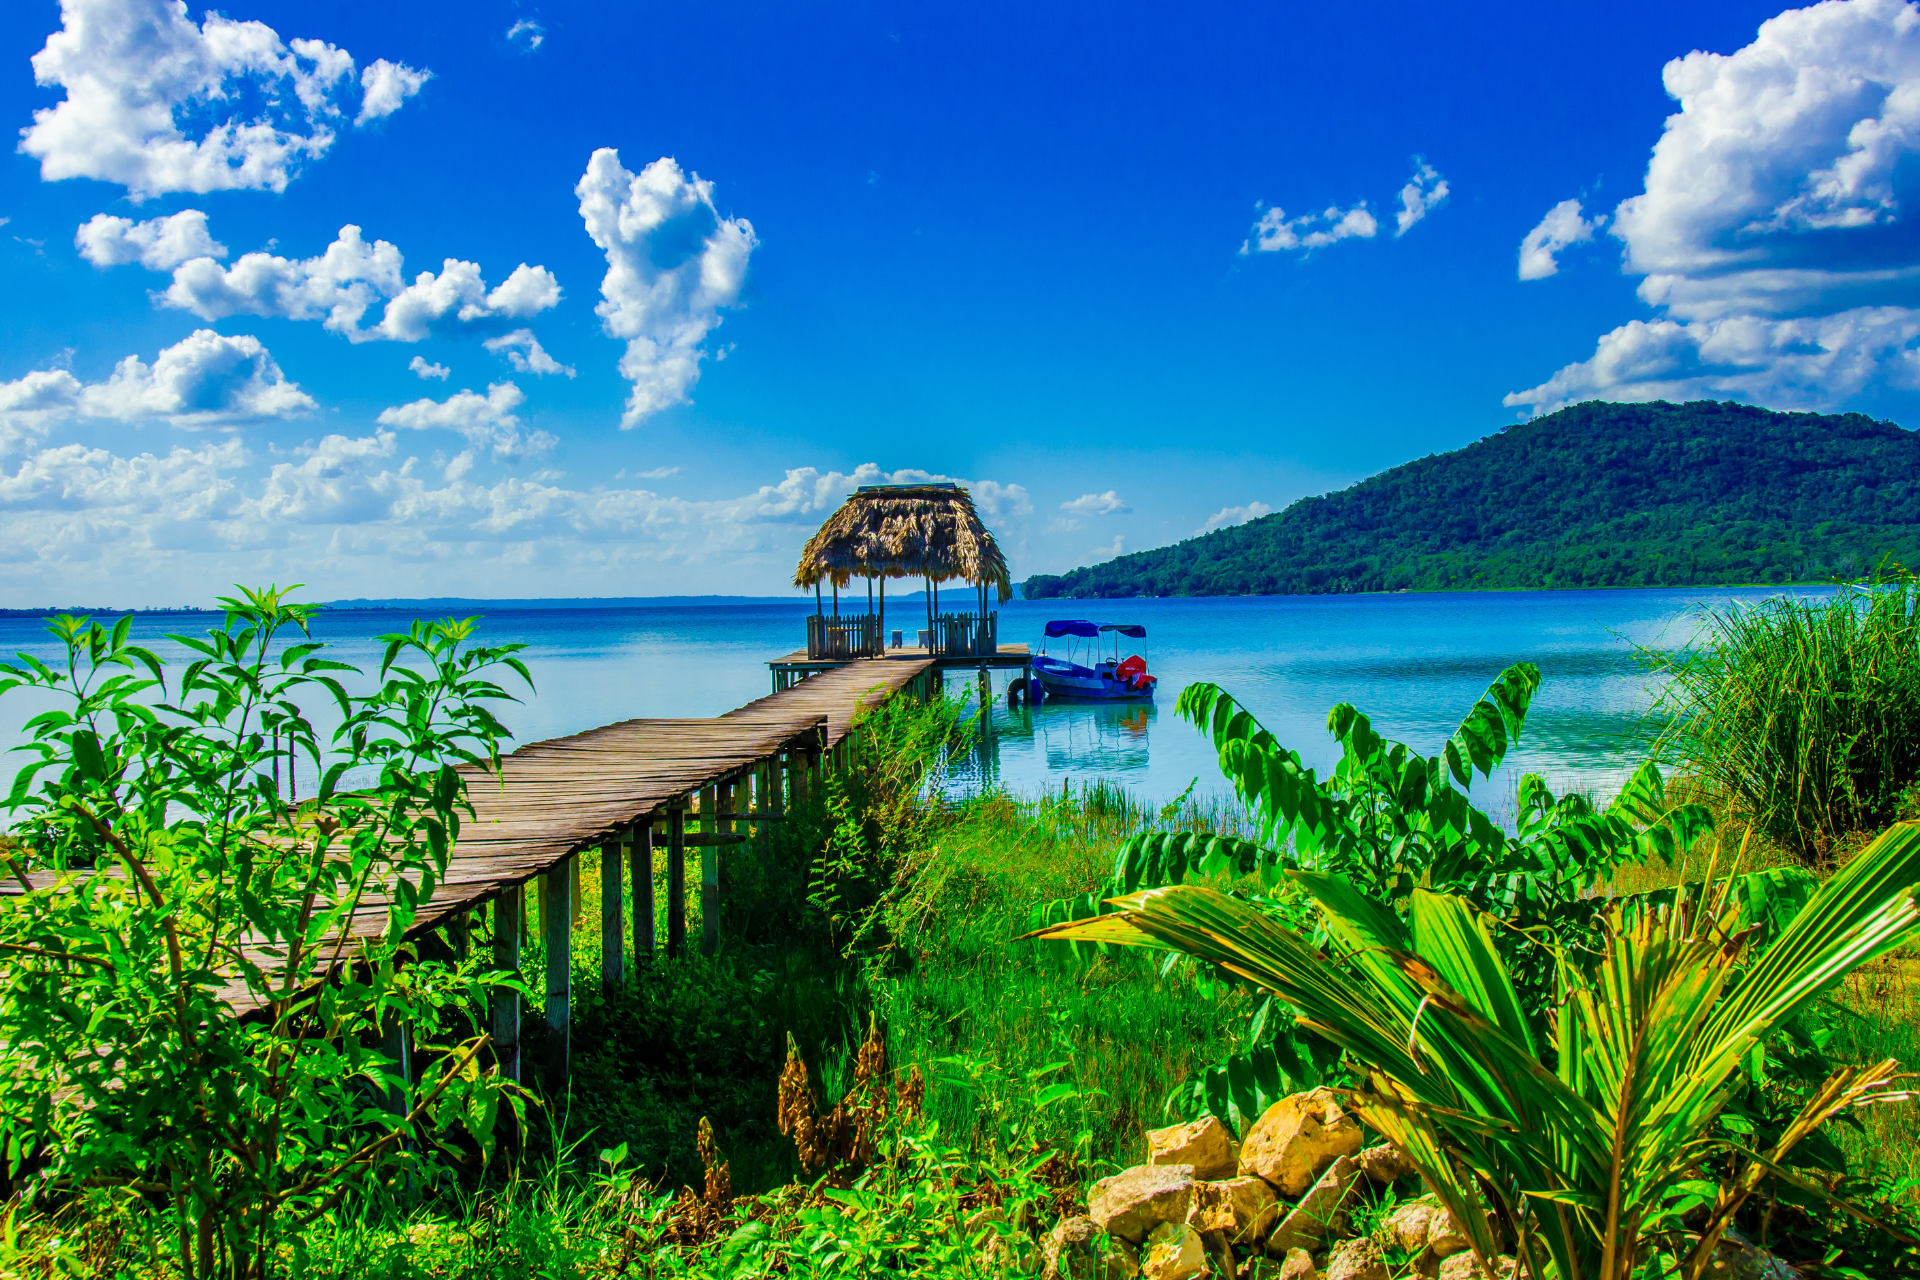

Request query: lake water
[{"left": 0, "top": 587, "right": 1834, "bottom": 812}]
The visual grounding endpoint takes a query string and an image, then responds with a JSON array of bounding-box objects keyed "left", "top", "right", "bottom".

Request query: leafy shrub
[{"left": 0, "top": 588, "right": 530, "bottom": 1279}]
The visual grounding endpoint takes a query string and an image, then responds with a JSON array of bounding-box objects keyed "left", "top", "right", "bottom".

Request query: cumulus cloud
[
  {"left": 158, "top": 222, "right": 559, "bottom": 341},
  {"left": 1510, "top": 0, "right": 1920, "bottom": 413},
  {"left": 20, "top": 0, "right": 430, "bottom": 200},
  {"left": 2, "top": 330, "right": 312, "bottom": 433},
  {"left": 81, "top": 329, "right": 316, "bottom": 426},
  {"left": 1087, "top": 535, "right": 1126, "bottom": 563},
  {"left": 408, "top": 356, "right": 450, "bottom": 380},
  {"left": 1242, "top": 201, "right": 1377, "bottom": 254},
  {"left": 1395, "top": 159, "right": 1448, "bottom": 236},
  {"left": 1503, "top": 306, "right": 1920, "bottom": 413},
  {"left": 1060, "top": 490, "right": 1130, "bottom": 517},
  {"left": 506, "top": 20, "right": 544, "bottom": 51},
  {"left": 1517, "top": 199, "right": 1603, "bottom": 281},
  {"left": 355, "top": 59, "right": 430, "bottom": 126},
  {"left": 576, "top": 150, "right": 757, "bottom": 426},
  {"left": 484, "top": 328, "right": 575, "bottom": 377},
  {"left": 1197, "top": 500, "right": 1272, "bottom": 535},
  {"left": 76, "top": 209, "right": 225, "bottom": 269},
  {"left": 376, "top": 381, "right": 556, "bottom": 461}
]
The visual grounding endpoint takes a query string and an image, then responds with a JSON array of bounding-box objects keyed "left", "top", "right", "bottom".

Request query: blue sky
[{"left": 1, "top": 0, "right": 1913, "bottom": 605}]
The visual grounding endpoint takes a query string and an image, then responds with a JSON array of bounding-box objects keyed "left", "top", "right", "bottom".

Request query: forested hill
[{"left": 1022, "top": 400, "right": 1920, "bottom": 599}]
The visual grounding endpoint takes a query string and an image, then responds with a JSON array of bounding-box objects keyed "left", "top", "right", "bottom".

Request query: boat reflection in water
[{"left": 953, "top": 681, "right": 1158, "bottom": 794}]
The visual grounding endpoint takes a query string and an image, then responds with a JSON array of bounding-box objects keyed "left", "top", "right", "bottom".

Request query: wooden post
[
  {"left": 788, "top": 746, "right": 807, "bottom": 810},
  {"left": 667, "top": 806, "right": 687, "bottom": 958},
  {"left": 601, "top": 838, "right": 623, "bottom": 989},
  {"left": 768, "top": 755, "right": 784, "bottom": 819},
  {"left": 700, "top": 784, "right": 720, "bottom": 954},
  {"left": 492, "top": 890, "right": 521, "bottom": 1084},
  {"left": 544, "top": 857, "right": 572, "bottom": 1081},
  {"left": 631, "top": 820, "right": 654, "bottom": 965},
  {"left": 379, "top": 1013, "right": 410, "bottom": 1117}
]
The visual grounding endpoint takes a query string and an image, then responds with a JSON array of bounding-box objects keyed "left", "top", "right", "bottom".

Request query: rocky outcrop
[
  {"left": 1354, "top": 1142, "right": 1417, "bottom": 1185},
  {"left": 1146, "top": 1116, "right": 1238, "bottom": 1180},
  {"left": 1238, "top": 1088, "right": 1365, "bottom": 1198},
  {"left": 1323, "top": 1237, "right": 1389, "bottom": 1280},
  {"left": 1089, "top": 1164, "right": 1198, "bottom": 1244},
  {"left": 1140, "top": 1222, "right": 1206, "bottom": 1280},
  {"left": 1044, "top": 1215, "right": 1140, "bottom": 1280},
  {"left": 1188, "top": 1175, "right": 1281, "bottom": 1243},
  {"left": 1266, "top": 1155, "right": 1360, "bottom": 1255}
]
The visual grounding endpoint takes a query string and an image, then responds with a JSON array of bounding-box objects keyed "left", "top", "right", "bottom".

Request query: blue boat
[{"left": 1030, "top": 620, "right": 1158, "bottom": 701}]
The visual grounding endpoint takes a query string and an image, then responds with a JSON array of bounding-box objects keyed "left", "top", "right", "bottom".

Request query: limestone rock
[
  {"left": 1147, "top": 1115, "right": 1239, "bottom": 1180},
  {"left": 1238, "top": 1088, "right": 1364, "bottom": 1198},
  {"left": 1044, "top": 1215, "right": 1140, "bottom": 1280},
  {"left": 1276, "top": 1247, "right": 1321, "bottom": 1280},
  {"left": 1090, "top": 1164, "right": 1198, "bottom": 1245},
  {"left": 1703, "top": 1237, "right": 1801, "bottom": 1280},
  {"left": 1187, "top": 1175, "right": 1281, "bottom": 1244},
  {"left": 1437, "top": 1255, "right": 1517, "bottom": 1280},
  {"left": 1266, "top": 1154, "right": 1360, "bottom": 1255},
  {"left": 1380, "top": 1200, "right": 1443, "bottom": 1254},
  {"left": 1324, "top": 1237, "right": 1390, "bottom": 1280},
  {"left": 1426, "top": 1209, "right": 1471, "bottom": 1259},
  {"left": 1355, "top": 1143, "right": 1418, "bottom": 1185},
  {"left": 1141, "top": 1222, "right": 1207, "bottom": 1280}
]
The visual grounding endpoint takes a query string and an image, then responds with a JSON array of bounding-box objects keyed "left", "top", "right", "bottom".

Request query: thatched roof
[{"left": 793, "top": 482, "right": 1013, "bottom": 602}]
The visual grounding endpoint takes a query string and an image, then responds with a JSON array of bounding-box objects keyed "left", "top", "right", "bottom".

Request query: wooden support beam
[
  {"left": 379, "top": 1013, "right": 410, "bottom": 1117},
  {"left": 544, "top": 856, "right": 572, "bottom": 1082},
  {"left": 788, "top": 746, "right": 807, "bottom": 810},
  {"left": 492, "top": 890, "right": 521, "bottom": 1084},
  {"left": 631, "top": 820, "right": 653, "bottom": 966},
  {"left": 667, "top": 807, "right": 687, "bottom": 958},
  {"left": 700, "top": 783, "right": 720, "bottom": 954},
  {"left": 601, "top": 838, "right": 623, "bottom": 989}
]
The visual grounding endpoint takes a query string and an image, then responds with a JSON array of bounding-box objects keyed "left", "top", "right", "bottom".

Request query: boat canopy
[
  {"left": 1044, "top": 619, "right": 1099, "bottom": 638},
  {"left": 1100, "top": 624, "right": 1146, "bottom": 638}
]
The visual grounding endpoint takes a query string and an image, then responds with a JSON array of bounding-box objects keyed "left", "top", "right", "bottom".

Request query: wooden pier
[
  {"left": 1, "top": 654, "right": 948, "bottom": 1087},
  {"left": 766, "top": 642, "right": 1032, "bottom": 693}
]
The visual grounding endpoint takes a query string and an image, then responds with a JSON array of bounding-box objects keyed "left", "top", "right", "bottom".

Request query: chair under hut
[{"left": 793, "top": 481, "right": 1013, "bottom": 659}]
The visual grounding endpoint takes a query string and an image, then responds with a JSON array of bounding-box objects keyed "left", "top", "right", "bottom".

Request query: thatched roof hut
[{"left": 793, "top": 481, "right": 1012, "bottom": 603}]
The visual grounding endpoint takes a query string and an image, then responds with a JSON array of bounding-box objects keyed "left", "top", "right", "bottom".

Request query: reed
[{"left": 1639, "top": 579, "right": 1920, "bottom": 861}]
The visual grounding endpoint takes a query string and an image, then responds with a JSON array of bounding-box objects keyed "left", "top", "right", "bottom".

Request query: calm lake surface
[{"left": 0, "top": 587, "right": 1835, "bottom": 812}]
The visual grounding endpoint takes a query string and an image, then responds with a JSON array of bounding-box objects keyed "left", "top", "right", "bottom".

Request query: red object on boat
[{"left": 1116, "top": 654, "right": 1154, "bottom": 691}]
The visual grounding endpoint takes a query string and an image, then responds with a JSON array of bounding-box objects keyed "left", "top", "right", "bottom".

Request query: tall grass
[{"left": 1639, "top": 579, "right": 1920, "bottom": 861}]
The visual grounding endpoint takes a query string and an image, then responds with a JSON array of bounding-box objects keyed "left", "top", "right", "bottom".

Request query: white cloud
[
  {"left": 629, "top": 465, "right": 680, "bottom": 480},
  {"left": 376, "top": 381, "right": 556, "bottom": 462},
  {"left": 2, "top": 330, "right": 312, "bottom": 432},
  {"left": 1060, "top": 490, "right": 1130, "bottom": 517},
  {"left": 1503, "top": 306, "right": 1920, "bottom": 414},
  {"left": 1394, "top": 159, "right": 1448, "bottom": 236},
  {"left": 1087, "top": 535, "right": 1126, "bottom": 563},
  {"left": 79, "top": 329, "right": 316, "bottom": 426},
  {"left": 1517, "top": 199, "right": 1603, "bottom": 281},
  {"left": 76, "top": 209, "right": 225, "bottom": 269},
  {"left": 1511, "top": 0, "right": 1920, "bottom": 413},
  {"left": 20, "top": 0, "right": 429, "bottom": 200},
  {"left": 1242, "top": 201, "right": 1377, "bottom": 254},
  {"left": 158, "top": 223, "right": 560, "bottom": 342},
  {"left": 355, "top": 59, "right": 430, "bottom": 126},
  {"left": 506, "top": 20, "right": 544, "bottom": 51},
  {"left": 408, "top": 356, "right": 450, "bottom": 380},
  {"left": 484, "top": 329, "right": 575, "bottom": 377},
  {"left": 1197, "top": 500, "right": 1272, "bottom": 535},
  {"left": 576, "top": 150, "right": 758, "bottom": 426},
  {"left": 973, "top": 479, "right": 1033, "bottom": 523}
]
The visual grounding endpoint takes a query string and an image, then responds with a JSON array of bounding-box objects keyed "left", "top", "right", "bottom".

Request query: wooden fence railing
[
  {"left": 806, "top": 613, "right": 884, "bottom": 659},
  {"left": 930, "top": 610, "right": 996, "bottom": 657}
]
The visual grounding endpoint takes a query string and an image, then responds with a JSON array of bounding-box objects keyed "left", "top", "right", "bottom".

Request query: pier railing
[
  {"left": 806, "top": 613, "right": 884, "bottom": 660},
  {"left": 930, "top": 610, "right": 996, "bottom": 657}
]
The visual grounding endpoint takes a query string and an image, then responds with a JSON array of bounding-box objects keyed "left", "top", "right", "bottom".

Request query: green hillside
[{"left": 1023, "top": 400, "right": 1920, "bottom": 599}]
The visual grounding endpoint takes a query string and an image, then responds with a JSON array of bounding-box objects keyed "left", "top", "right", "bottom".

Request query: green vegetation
[
  {"left": 0, "top": 589, "right": 530, "bottom": 1279},
  {"left": 1023, "top": 399, "right": 1920, "bottom": 598},
  {"left": 1640, "top": 578, "right": 1920, "bottom": 862},
  {"left": 8, "top": 590, "right": 1920, "bottom": 1277}
]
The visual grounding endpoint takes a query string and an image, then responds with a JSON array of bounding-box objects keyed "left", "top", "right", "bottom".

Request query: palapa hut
[{"left": 793, "top": 481, "right": 1013, "bottom": 659}]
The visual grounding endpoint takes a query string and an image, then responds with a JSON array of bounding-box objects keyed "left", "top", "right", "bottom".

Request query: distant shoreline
[{"left": 0, "top": 580, "right": 1845, "bottom": 619}]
